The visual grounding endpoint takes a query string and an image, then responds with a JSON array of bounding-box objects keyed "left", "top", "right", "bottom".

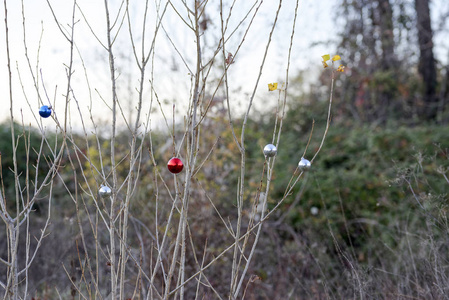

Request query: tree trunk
[
  {"left": 377, "top": 0, "right": 396, "bottom": 70},
  {"left": 415, "top": 0, "right": 438, "bottom": 120},
  {"left": 375, "top": 0, "right": 398, "bottom": 122}
]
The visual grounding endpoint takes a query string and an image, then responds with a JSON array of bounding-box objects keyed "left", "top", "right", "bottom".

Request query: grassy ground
[
  {"left": 3, "top": 119, "right": 449, "bottom": 298},
  {"left": 250, "top": 121, "right": 449, "bottom": 298}
]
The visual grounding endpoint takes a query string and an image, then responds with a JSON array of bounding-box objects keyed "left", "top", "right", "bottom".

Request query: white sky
[{"left": 0, "top": 0, "right": 447, "bottom": 132}]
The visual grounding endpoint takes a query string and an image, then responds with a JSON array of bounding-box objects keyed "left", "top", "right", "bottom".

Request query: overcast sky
[{"left": 0, "top": 0, "right": 447, "bottom": 131}]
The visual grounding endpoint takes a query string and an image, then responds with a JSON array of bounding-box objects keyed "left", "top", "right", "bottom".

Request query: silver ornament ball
[
  {"left": 99, "top": 185, "right": 112, "bottom": 198},
  {"left": 298, "top": 157, "right": 311, "bottom": 171},
  {"left": 263, "top": 144, "right": 277, "bottom": 157},
  {"left": 310, "top": 206, "right": 319, "bottom": 215}
]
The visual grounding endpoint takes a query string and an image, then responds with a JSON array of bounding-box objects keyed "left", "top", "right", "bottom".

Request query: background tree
[
  {"left": 334, "top": 0, "right": 448, "bottom": 123},
  {"left": 336, "top": 0, "right": 401, "bottom": 122},
  {"left": 415, "top": 0, "right": 438, "bottom": 119}
]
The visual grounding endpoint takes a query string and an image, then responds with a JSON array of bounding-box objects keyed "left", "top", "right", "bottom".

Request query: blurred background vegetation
[{"left": 2, "top": 0, "right": 449, "bottom": 298}]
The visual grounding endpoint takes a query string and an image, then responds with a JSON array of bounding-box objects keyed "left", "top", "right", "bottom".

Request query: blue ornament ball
[{"left": 39, "top": 105, "right": 52, "bottom": 118}]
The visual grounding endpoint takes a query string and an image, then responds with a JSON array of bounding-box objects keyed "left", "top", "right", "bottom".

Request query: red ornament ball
[{"left": 167, "top": 157, "right": 184, "bottom": 174}]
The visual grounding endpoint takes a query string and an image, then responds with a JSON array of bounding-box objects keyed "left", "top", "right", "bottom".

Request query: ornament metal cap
[
  {"left": 99, "top": 185, "right": 112, "bottom": 198},
  {"left": 298, "top": 157, "right": 311, "bottom": 171},
  {"left": 263, "top": 144, "right": 277, "bottom": 157}
]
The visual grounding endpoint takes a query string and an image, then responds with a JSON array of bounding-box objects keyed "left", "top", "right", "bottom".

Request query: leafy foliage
[{"left": 0, "top": 123, "right": 53, "bottom": 208}]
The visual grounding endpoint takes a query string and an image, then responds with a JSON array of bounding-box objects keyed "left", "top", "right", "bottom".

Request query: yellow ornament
[
  {"left": 332, "top": 55, "right": 341, "bottom": 61},
  {"left": 268, "top": 83, "right": 278, "bottom": 91},
  {"left": 321, "top": 54, "right": 330, "bottom": 61}
]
